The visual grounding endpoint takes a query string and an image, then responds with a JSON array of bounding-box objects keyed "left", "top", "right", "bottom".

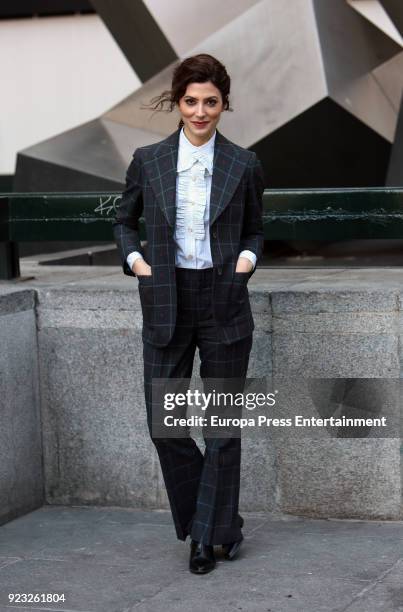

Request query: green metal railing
[{"left": 1, "top": 188, "right": 403, "bottom": 279}]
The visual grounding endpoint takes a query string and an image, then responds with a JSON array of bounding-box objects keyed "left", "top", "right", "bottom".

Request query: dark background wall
[{"left": 0, "top": 1, "right": 94, "bottom": 19}]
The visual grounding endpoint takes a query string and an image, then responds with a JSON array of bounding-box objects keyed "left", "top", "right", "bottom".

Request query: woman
[{"left": 113, "top": 54, "right": 264, "bottom": 575}]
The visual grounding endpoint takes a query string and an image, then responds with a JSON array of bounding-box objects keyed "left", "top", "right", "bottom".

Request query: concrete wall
[
  {"left": 35, "top": 280, "right": 402, "bottom": 519},
  {"left": 1, "top": 277, "right": 402, "bottom": 521},
  {"left": 0, "top": 290, "right": 43, "bottom": 525},
  {"left": 268, "top": 288, "right": 401, "bottom": 519}
]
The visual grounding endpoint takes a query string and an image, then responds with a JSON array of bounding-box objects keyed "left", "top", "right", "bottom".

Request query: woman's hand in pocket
[
  {"left": 235, "top": 256, "right": 253, "bottom": 273},
  {"left": 133, "top": 258, "right": 152, "bottom": 277}
]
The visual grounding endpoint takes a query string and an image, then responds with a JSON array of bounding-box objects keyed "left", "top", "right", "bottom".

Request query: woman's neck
[{"left": 183, "top": 125, "right": 215, "bottom": 147}]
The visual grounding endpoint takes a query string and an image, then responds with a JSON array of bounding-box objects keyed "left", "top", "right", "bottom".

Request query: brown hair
[{"left": 144, "top": 53, "right": 232, "bottom": 127}]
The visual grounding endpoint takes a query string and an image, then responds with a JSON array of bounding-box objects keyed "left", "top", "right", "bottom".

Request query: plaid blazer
[{"left": 112, "top": 126, "right": 264, "bottom": 347}]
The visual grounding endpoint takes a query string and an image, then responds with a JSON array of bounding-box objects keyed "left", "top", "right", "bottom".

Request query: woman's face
[{"left": 178, "top": 81, "right": 224, "bottom": 145}]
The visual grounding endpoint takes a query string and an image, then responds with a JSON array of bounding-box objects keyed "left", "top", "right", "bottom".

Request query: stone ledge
[{"left": 1, "top": 265, "right": 402, "bottom": 522}]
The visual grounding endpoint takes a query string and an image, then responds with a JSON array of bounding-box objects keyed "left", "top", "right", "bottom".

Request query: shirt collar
[{"left": 177, "top": 126, "right": 216, "bottom": 175}]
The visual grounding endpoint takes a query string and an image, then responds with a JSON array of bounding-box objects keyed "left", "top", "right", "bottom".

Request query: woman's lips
[{"left": 192, "top": 121, "right": 209, "bottom": 127}]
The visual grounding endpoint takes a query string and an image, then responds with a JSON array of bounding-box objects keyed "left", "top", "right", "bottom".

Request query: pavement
[{"left": 0, "top": 506, "right": 402, "bottom": 612}]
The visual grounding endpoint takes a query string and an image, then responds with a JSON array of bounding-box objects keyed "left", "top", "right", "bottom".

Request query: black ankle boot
[
  {"left": 222, "top": 516, "right": 244, "bottom": 560},
  {"left": 189, "top": 540, "right": 216, "bottom": 574}
]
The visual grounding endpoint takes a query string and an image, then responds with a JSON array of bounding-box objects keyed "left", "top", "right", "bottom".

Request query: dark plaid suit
[{"left": 113, "top": 126, "right": 264, "bottom": 545}]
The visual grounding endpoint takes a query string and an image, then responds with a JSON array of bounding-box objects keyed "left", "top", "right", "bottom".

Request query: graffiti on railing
[{"left": 94, "top": 195, "right": 122, "bottom": 216}]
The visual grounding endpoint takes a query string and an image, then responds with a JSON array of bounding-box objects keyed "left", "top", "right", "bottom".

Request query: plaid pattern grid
[
  {"left": 112, "top": 126, "right": 264, "bottom": 347},
  {"left": 143, "top": 267, "right": 252, "bottom": 545},
  {"left": 113, "top": 128, "right": 264, "bottom": 544}
]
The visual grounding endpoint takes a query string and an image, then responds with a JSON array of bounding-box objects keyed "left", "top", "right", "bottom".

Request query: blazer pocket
[
  {"left": 229, "top": 272, "right": 249, "bottom": 318},
  {"left": 137, "top": 277, "right": 154, "bottom": 325}
]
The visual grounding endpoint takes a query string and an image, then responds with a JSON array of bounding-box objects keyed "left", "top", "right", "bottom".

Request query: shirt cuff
[
  {"left": 238, "top": 250, "right": 257, "bottom": 270},
  {"left": 127, "top": 251, "right": 144, "bottom": 271}
]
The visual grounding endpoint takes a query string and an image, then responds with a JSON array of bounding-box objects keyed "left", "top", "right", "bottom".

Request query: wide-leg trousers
[{"left": 142, "top": 266, "right": 253, "bottom": 546}]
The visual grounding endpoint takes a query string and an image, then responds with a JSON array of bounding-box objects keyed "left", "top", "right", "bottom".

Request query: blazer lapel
[
  {"left": 143, "top": 128, "right": 180, "bottom": 228},
  {"left": 143, "top": 126, "right": 249, "bottom": 229},
  {"left": 209, "top": 130, "right": 249, "bottom": 227}
]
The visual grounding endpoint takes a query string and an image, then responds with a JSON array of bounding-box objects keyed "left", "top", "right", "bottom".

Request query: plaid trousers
[{"left": 142, "top": 266, "right": 252, "bottom": 546}]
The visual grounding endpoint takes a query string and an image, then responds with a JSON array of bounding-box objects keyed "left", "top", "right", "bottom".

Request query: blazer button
[
  {"left": 212, "top": 232, "right": 217, "bottom": 238},
  {"left": 217, "top": 267, "right": 222, "bottom": 275}
]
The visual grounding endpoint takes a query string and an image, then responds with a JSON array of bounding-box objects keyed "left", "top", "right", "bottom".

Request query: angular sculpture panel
[{"left": 15, "top": 0, "right": 403, "bottom": 190}]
